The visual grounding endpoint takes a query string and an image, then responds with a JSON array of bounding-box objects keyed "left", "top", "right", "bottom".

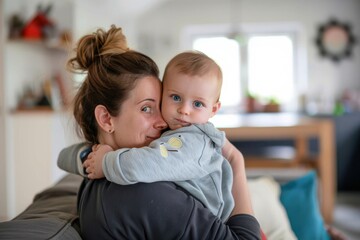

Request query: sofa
[
  {"left": 0, "top": 171, "right": 334, "bottom": 240},
  {"left": 0, "top": 174, "right": 82, "bottom": 239}
]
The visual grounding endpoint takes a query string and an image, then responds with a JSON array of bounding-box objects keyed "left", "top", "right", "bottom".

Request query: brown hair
[
  {"left": 67, "top": 25, "right": 160, "bottom": 144},
  {"left": 163, "top": 50, "right": 222, "bottom": 85}
]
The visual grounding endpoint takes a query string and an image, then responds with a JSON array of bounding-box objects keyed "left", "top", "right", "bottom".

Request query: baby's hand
[{"left": 83, "top": 144, "right": 113, "bottom": 179}]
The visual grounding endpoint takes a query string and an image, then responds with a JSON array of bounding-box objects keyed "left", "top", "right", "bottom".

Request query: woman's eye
[
  {"left": 172, "top": 95, "right": 181, "bottom": 102},
  {"left": 194, "top": 101, "right": 204, "bottom": 108},
  {"left": 141, "top": 106, "right": 152, "bottom": 113}
]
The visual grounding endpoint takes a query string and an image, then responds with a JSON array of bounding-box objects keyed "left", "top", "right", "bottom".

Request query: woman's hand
[{"left": 83, "top": 144, "right": 113, "bottom": 179}]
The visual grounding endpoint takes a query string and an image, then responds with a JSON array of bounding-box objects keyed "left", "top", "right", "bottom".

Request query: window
[
  {"left": 187, "top": 25, "right": 299, "bottom": 112},
  {"left": 193, "top": 37, "right": 241, "bottom": 111},
  {"left": 247, "top": 36, "right": 294, "bottom": 105}
]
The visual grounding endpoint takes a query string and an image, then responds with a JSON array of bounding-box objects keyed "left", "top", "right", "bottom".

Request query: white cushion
[{"left": 248, "top": 177, "right": 297, "bottom": 240}]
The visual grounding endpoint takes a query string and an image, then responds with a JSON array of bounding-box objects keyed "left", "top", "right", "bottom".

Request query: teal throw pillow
[{"left": 280, "top": 171, "right": 330, "bottom": 240}]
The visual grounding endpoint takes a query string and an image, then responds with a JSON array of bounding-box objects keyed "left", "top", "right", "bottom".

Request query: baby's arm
[
  {"left": 93, "top": 132, "right": 210, "bottom": 185},
  {"left": 83, "top": 144, "right": 113, "bottom": 179},
  {"left": 222, "top": 138, "right": 254, "bottom": 216}
]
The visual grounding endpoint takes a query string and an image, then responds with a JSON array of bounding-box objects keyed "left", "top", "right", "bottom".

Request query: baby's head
[{"left": 162, "top": 50, "right": 222, "bottom": 130}]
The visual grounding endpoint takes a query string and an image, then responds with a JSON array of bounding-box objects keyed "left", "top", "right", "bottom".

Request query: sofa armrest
[{"left": 0, "top": 174, "right": 83, "bottom": 240}]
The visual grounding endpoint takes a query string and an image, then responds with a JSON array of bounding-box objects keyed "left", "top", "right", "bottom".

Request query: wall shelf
[{"left": 7, "top": 38, "right": 72, "bottom": 52}]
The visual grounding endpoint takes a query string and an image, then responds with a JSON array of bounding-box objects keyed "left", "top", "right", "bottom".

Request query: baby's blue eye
[
  {"left": 194, "top": 101, "right": 203, "bottom": 108},
  {"left": 172, "top": 95, "right": 181, "bottom": 102}
]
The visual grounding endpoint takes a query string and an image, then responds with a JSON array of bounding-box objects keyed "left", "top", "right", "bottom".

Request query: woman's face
[{"left": 109, "top": 76, "right": 167, "bottom": 149}]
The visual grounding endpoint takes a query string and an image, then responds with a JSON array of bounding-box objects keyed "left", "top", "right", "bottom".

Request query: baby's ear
[{"left": 211, "top": 101, "right": 221, "bottom": 116}]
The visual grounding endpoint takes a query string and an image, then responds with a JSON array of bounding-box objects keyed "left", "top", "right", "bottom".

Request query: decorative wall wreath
[{"left": 315, "top": 18, "right": 357, "bottom": 62}]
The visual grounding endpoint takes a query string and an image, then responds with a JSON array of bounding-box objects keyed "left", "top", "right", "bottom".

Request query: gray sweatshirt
[{"left": 103, "top": 122, "right": 234, "bottom": 222}]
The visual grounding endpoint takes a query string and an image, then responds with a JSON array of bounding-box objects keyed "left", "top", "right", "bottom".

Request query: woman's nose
[{"left": 154, "top": 115, "right": 168, "bottom": 130}]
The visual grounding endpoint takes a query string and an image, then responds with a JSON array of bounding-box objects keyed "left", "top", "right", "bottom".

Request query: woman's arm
[
  {"left": 57, "top": 142, "right": 90, "bottom": 176},
  {"left": 222, "top": 138, "right": 254, "bottom": 216}
]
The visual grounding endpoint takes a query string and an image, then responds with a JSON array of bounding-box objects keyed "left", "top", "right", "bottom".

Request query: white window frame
[{"left": 181, "top": 22, "right": 307, "bottom": 112}]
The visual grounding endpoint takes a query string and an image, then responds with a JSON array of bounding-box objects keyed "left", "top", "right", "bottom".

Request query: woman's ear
[{"left": 94, "top": 105, "right": 114, "bottom": 133}]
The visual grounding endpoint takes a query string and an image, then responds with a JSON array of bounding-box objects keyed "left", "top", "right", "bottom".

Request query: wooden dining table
[{"left": 210, "top": 113, "right": 336, "bottom": 223}]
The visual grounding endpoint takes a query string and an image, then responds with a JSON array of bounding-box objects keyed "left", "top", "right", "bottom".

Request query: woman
[{"left": 58, "top": 25, "right": 260, "bottom": 239}]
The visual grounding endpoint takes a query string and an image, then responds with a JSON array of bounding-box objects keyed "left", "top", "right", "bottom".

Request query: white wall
[
  {"left": 136, "top": 0, "right": 360, "bottom": 105},
  {"left": 72, "top": 0, "right": 168, "bottom": 47},
  {"left": 0, "top": 0, "right": 8, "bottom": 221}
]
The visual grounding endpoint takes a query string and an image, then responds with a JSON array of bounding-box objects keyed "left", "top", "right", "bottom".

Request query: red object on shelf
[{"left": 22, "top": 13, "right": 54, "bottom": 39}]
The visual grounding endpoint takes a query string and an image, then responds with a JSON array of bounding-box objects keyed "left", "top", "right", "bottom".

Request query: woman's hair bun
[{"left": 69, "top": 25, "right": 129, "bottom": 71}]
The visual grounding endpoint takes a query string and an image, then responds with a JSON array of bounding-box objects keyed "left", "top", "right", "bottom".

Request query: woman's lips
[{"left": 147, "top": 135, "right": 161, "bottom": 140}]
